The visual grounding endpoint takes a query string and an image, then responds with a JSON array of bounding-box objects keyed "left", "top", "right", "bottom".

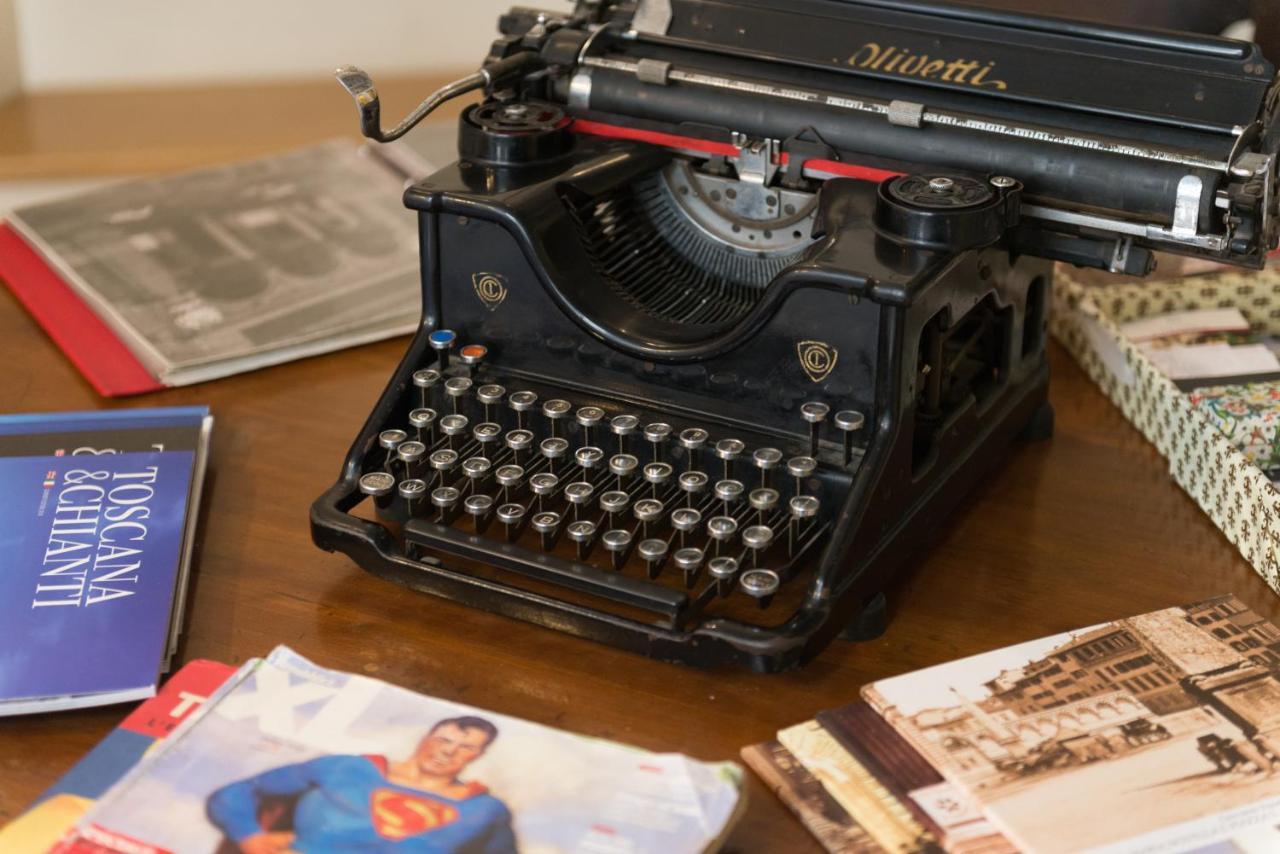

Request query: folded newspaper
[{"left": 52, "top": 647, "right": 745, "bottom": 853}]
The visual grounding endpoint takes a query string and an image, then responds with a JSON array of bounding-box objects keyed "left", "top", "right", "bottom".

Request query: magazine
[
  {"left": 862, "top": 594, "right": 1280, "bottom": 853},
  {"left": 0, "top": 407, "right": 212, "bottom": 714},
  {"left": 3, "top": 141, "right": 422, "bottom": 391},
  {"left": 55, "top": 646, "right": 745, "bottom": 853},
  {"left": 0, "top": 659, "right": 235, "bottom": 853}
]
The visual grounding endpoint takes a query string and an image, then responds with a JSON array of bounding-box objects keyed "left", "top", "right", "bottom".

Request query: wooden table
[{"left": 2, "top": 79, "right": 1279, "bottom": 852}]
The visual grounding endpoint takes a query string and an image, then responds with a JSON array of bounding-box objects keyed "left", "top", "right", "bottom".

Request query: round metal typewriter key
[
  {"left": 678, "top": 470, "right": 709, "bottom": 506},
  {"left": 444, "top": 376, "right": 473, "bottom": 413},
  {"left": 749, "top": 487, "right": 780, "bottom": 523},
  {"left": 715, "top": 438, "right": 745, "bottom": 479},
  {"left": 494, "top": 464, "right": 524, "bottom": 502},
  {"left": 990, "top": 175, "right": 1017, "bottom": 189},
  {"left": 752, "top": 447, "right": 783, "bottom": 487},
  {"left": 643, "top": 423, "right": 672, "bottom": 461},
  {"left": 473, "top": 422, "right": 502, "bottom": 447},
  {"left": 707, "top": 555, "right": 740, "bottom": 597},
  {"left": 429, "top": 329, "right": 457, "bottom": 371},
  {"left": 610, "top": 414, "right": 639, "bottom": 452},
  {"left": 714, "top": 478, "right": 744, "bottom": 504},
  {"left": 412, "top": 368, "right": 441, "bottom": 406},
  {"left": 496, "top": 502, "right": 526, "bottom": 540},
  {"left": 542, "top": 399, "right": 571, "bottom": 437},
  {"left": 789, "top": 494, "right": 820, "bottom": 519},
  {"left": 408, "top": 408, "right": 437, "bottom": 443},
  {"left": 637, "top": 538, "right": 669, "bottom": 579},
  {"left": 504, "top": 428, "right": 534, "bottom": 464},
  {"left": 540, "top": 437, "right": 569, "bottom": 475},
  {"left": 429, "top": 448, "right": 459, "bottom": 472},
  {"left": 633, "top": 497, "right": 664, "bottom": 539},
  {"left": 567, "top": 519, "right": 598, "bottom": 559},
  {"left": 643, "top": 461, "right": 673, "bottom": 496},
  {"left": 609, "top": 452, "right": 639, "bottom": 489},
  {"left": 575, "top": 406, "right": 605, "bottom": 445},
  {"left": 459, "top": 343, "right": 487, "bottom": 368},
  {"left": 787, "top": 455, "right": 817, "bottom": 494},
  {"left": 396, "top": 440, "right": 426, "bottom": 478},
  {"left": 707, "top": 515, "right": 738, "bottom": 555},
  {"left": 398, "top": 478, "right": 427, "bottom": 513},
  {"left": 575, "top": 446, "right": 604, "bottom": 473},
  {"left": 670, "top": 506, "right": 702, "bottom": 548},
  {"left": 359, "top": 471, "right": 396, "bottom": 498},
  {"left": 379, "top": 429, "right": 408, "bottom": 450},
  {"left": 564, "top": 481, "right": 595, "bottom": 519},
  {"left": 741, "top": 524, "right": 774, "bottom": 566},
  {"left": 461, "top": 456, "right": 491, "bottom": 486},
  {"left": 464, "top": 494, "right": 493, "bottom": 531},
  {"left": 529, "top": 472, "right": 559, "bottom": 511},
  {"left": 599, "top": 490, "right": 630, "bottom": 527},
  {"left": 674, "top": 546, "right": 706, "bottom": 588},
  {"left": 739, "top": 568, "right": 781, "bottom": 608},
  {"left": 801, "top": 401, "right": 830, "bottom": 456},
  {"left": 476, "top": 384, "right": 505, "bottom": 421},
  {"left": 602, "top": 528, "right": 633, "bottom": 570},
  {"left": 508, "top": 391, "right": 538, "bottom": 429},
  {"left": 430, "top": 486, "right": 461, "bottom": 521},
  {"left": 678, "top": 427, "right": 709, "bottom": 470},
  {"left": 834, "top": 409, "right": 866, "bottom": 466},
  {"left": 439, "top": 415, "right": 469, "bottom": 449},
  {"left": 531, "top": 510, "right": 562, "bottom": 550}
]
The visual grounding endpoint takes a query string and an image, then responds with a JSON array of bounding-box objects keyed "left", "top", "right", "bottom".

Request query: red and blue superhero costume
[{"left": 207, "top": 754, "right": 515, "bottom": 853}]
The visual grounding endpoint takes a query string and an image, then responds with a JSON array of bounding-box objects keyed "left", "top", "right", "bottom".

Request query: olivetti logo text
[
  {"left": 472, "top": 272, "right": 508, "bottom": 311},
  {"left": 798, "top": 341, "right": 838, "bottom": 383},
  {"left": 848, "top": 43, "right": 1007, "bottom": 91}
]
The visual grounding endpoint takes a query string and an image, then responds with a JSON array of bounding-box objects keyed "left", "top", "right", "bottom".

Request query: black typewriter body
[{"left": 312, "top": 0, "right": 1280, "bottom": 670}]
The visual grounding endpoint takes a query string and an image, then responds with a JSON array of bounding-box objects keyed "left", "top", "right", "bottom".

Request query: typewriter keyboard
[{"left": 354, "top": 333, "right": 866, "bottom": 630}]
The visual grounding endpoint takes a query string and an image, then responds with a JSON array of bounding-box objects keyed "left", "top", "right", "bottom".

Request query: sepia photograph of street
[{"left": 865, "top": 596, "right": 1280, "bottom": 852}]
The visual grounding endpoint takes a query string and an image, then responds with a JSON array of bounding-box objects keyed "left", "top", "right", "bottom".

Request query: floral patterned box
[
  {"left": 1188, "top": 381, "right": 1280, "bottom": 474},
  {"left": 1052, "top": 269, "right": 1280, "bottom": 595}
]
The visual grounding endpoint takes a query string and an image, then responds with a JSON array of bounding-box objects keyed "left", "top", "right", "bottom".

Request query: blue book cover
[{"left": 0, "top": 407, "right": 212, "bottom": 714}]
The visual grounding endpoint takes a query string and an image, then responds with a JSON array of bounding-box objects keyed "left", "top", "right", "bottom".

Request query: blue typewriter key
[
  {"left": 359, "top": 471, "right": 396, "bottom": 498},
  {"left": 708, "top": 556, "right": 740, "bottom": 597},
  {"left": 637, "top": 538, "right": 669, "bottom": 580},
  {"left": 412, "top": 369, "right": 441, "bottom": 407},
  {"left": 739, "top": 568, "right": 781, "bottom": 608},
  {"left": 675, "top": 547, "right": 707, "bottom": 589},
  {"left": 602, "top": 528, "right": 633, "bottom": 570},
  {"left": 429, "top": 329, "right": 456, "bottom": 371},
  {"left": 398, "top": 478, "right": 427, "bottom": 514},
  {"left": 610, "top": 414, "right": 639, "bottom": 452}
]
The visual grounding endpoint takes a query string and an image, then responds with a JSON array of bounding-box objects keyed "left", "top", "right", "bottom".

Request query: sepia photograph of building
[{"left": 863, "top": 596, "right": 1280, "bottom": 853}]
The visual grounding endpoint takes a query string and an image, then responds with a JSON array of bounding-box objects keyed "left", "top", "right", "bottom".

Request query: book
[
  {"left": 53, "top": 646, "right": 746, "bottom": 854},
  {"left": 0, "top": 407, "right": 213, "bottom": 714},
  {"left": 0, "top": 659, "right": 235, "bottom": 853},
  {"left": 0, "top": 141, "right": 423, "bottom": 395},
  {"left": 740, "top": 738, "right": 886, "bottom": 854},
  {"left": 862, "top": 594, "right": 1280, "bottom": 853}
]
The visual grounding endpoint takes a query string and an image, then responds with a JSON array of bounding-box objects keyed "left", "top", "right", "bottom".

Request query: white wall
[
  {"left": 13, "top": 0, "right": 519, "bottom": 91},
  {"left": 0, "top": 0, "right": 20, "bottom": 100}
]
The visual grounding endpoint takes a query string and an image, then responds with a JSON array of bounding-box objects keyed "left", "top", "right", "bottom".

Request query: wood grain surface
[{"left": 2, "top": 80, "right": 1279, "bottom": 853}]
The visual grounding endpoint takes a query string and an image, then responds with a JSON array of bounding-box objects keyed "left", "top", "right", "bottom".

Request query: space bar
[{"left": 404, "top": 520, "right": 688, "bottom": 617}]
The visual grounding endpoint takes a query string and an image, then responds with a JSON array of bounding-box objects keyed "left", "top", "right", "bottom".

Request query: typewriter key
[
  {"left": 752, "top": 447, "right": 783, "bottom": 488},
  {"left": 529, "top": 472, "right": 559, "bottom": 511},
  {"left": 678, "top": 470, "right": 709, "bottom": 506},
  {"left": 540, "top": 437, "right": 569, "bottom": 475},
  {"left": 504, "top": 428, "right": 534, "bottom": 464},
  {"left": 459, "top": 343, "right": 487, "bottom": 372},
  {"left": 739, "top": 568, "right": 780, "bottom": 608},
  {"left": 431, "top": 486, "right": 461, "bottom": 522},
  {"left": 741, "top": 525, "right": 774, "bottom": 566},
  {"left": 834, "top": 410, "right": 865, "bottom": 465},
  {"left": 542, "top": 399, "right": 571, "bottom": 437},
  {"left": 496, "top": 502, "right": 526, "bottom": 540},
  {"left": 566, "top": 519, "right": 598, "bottom": 560},
  {"left": 564, "top": 481, "right": 595, "bottom": 519},
  {"left": 439, "top": 415, "right": 469, "bottom": 449},
  {"left": 508, "top": 391, "right": 537, "bottom": 429},
  {"left": 707, "top": 556, "right": 740, "bottom": 597},
  {"left": 461, "top": 456, "right": 491, "bottom": 490},
  {"left": 637, "top": 538, "right": 669, "bottom": 579},
  {"left": 398, "top": 478, "right": 427, "bottom": 514},
  {"left": 397, "top": 440, "right": 427, "bottom": 478},
  {"left": 788, "top": 494, "right": 820, "bottom": 553},
  {"left": 643, "top": 461, "right": 673, "bottom": 496},
  {"left": 531, "top": 510, "right": 562, "bottom": 550},
  {"left": 379, "top": 429, "right": 408, "bottom": 472},
  {"left": 749, "top": 487, "right": 780, "bottom": 523},
  {"left": 678, "top": 427, "right": 709, "bottom": 469},
  {"left": 670, "top": 506, "right": 702, "bottom": 548},
  {"left": 412, "top": 369, "right": 441, "bottom": 407},
  {"left": 429, "top": 449, "right": 459, "bottom": 485},
  {"left": 359, "top": 471, "right": 396, "bottom": 498},
  {"left": 633, "top": 497, "right": 664, "bottom": 539},
  {"left": 494, "top": 464, "right": 524, "bottom": 502},
  {"left": 707, "top": 515, "right": 738, "bottom": 556},
  {"left": 428, "top": 329, "right": 456, "bottom": 371},
  {"left": 602, "top": 528, "right": 633, "bottom": 570},
  {"left": 575, "top": 446, "right": 604, "bottom": 474},
  {"left": 787, "top": 456, "right": 817, "bottom": 495},
  {"left": 464, "top": 494, "right": 493, "bottom": 532},
  {"left": 643, "top": 423, "right": 672, "bottom": 461},
  {"left": 444, "top": 377, "right": 473, "bottom": 413},
  {"left": 801, "top": 401, "right": 830, "bottom": 456},
  {"left": 408, "top": 408, "right": 437, "bottom": 444},
  {"left": 575, "top": 406, "right": 605, "bottom": 445},
  {"left": 599, "top": 490, "right": 629, "bottom": 528},
  {"left": 674, "top": 546, "right": 705, "bottom": 588},
  {"left": 609, "top": 453, "right": 639, "bottom": 489},
  {"left": 476, "top": 384, "right": 505, "bottom": 422},
  {"left": 714, "top": 478, "right": 744, "bottom": 505},
  {"left": 473, "top": 423, "right": 502, "bottom": 448},
  {"left": 610, "top": 414, "right": 639, "bottom": 452},
  {"left": 715, "top": 438, "right": 745, "bottom": 479}
]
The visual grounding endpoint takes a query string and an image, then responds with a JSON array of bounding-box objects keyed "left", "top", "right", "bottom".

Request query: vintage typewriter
[{"left": 311, "top": 0, "right": 1280, "bottom": 670}]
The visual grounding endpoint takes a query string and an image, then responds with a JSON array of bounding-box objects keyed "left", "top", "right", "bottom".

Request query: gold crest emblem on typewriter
[
  {"left": 471, "top": 272, "right": 508, "bottom": 311},
  {"left": 797, "top": 340, "right": 838, "bottom": 383}
]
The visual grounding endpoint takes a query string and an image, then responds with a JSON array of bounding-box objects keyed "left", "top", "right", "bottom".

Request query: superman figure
[{"left": 207, "top": 716, "right": 515, "bottom": 853}]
